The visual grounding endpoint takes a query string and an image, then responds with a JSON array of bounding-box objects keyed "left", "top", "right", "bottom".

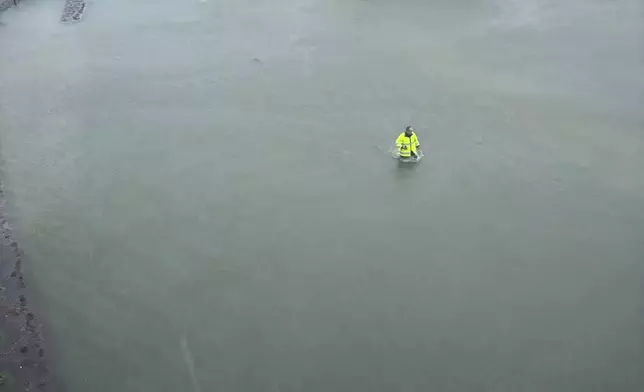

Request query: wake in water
[{"left": 180, "top": 335, "right": 203, "bottom": 392}]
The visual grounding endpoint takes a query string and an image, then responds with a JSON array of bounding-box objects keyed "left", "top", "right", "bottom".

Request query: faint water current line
[{"left": 180, "top": 335, "right": 203, "bottom": 392}]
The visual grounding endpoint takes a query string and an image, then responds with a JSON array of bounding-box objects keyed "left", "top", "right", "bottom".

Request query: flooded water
[{"left": 1, "top": 0, "right": 643, "bottom": 391}]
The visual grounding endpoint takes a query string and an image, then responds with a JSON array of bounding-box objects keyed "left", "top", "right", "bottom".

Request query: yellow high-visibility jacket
[{"left": 395, "top": 132, "right": 420, "bottom": 157}]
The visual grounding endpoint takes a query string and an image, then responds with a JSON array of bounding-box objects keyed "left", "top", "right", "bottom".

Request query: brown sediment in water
[{"left": 0, "top": 183, "right": 61, "bottom": 391}]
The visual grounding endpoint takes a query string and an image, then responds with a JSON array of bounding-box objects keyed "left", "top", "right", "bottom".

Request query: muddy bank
[
  {"left": 0, "top": 0, "right": 19, "bottom": 13},
  {"left": 0, "top": 182, "right": 58, "bottom": 391},
  {"left": 1, "top": 0, "right": 86, "bottom": 22}
]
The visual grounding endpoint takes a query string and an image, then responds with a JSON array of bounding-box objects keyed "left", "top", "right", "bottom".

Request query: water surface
[{"left": 1, "top": 0, "right": 643, "bottom": 391}]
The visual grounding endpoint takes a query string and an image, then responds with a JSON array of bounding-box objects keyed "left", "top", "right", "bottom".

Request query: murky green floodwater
[{"left": 1, "top": 0, "right": 643, "bottom": 391}]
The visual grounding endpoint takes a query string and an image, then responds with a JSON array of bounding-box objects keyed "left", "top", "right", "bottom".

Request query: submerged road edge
[{"left": 0, "top": 180, "right": 60, "bottom": 391}]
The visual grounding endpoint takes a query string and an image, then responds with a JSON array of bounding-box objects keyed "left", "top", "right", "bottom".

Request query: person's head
[{"left": 405, "top": 126, "right": 414, "bottom": 136}]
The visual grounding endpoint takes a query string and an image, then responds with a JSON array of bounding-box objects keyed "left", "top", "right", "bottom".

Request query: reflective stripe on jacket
[{"left": 395, "top": 132, "right": 420, "bottom": 157}]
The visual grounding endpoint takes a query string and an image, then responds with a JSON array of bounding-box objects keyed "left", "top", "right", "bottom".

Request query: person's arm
[{"left": 395, "top": 134, "right": 404, "bottom": 148}]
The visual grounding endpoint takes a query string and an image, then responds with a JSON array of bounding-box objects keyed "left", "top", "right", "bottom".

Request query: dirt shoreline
[
  {"left": 0, "top": 0, "right": 20, "bottom": 14},
  {"left": 0, "top": 182, "right": 60, "bottom": 391}
]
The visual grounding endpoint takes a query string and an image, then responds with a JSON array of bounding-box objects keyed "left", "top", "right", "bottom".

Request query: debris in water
[{"left": 60, "top": 0, "right": 86, "bottom": 23}]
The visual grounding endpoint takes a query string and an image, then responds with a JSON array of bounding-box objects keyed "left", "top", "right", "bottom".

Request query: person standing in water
[{"left": 395, "top": 126, "right": 421, "bottom": 159}]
